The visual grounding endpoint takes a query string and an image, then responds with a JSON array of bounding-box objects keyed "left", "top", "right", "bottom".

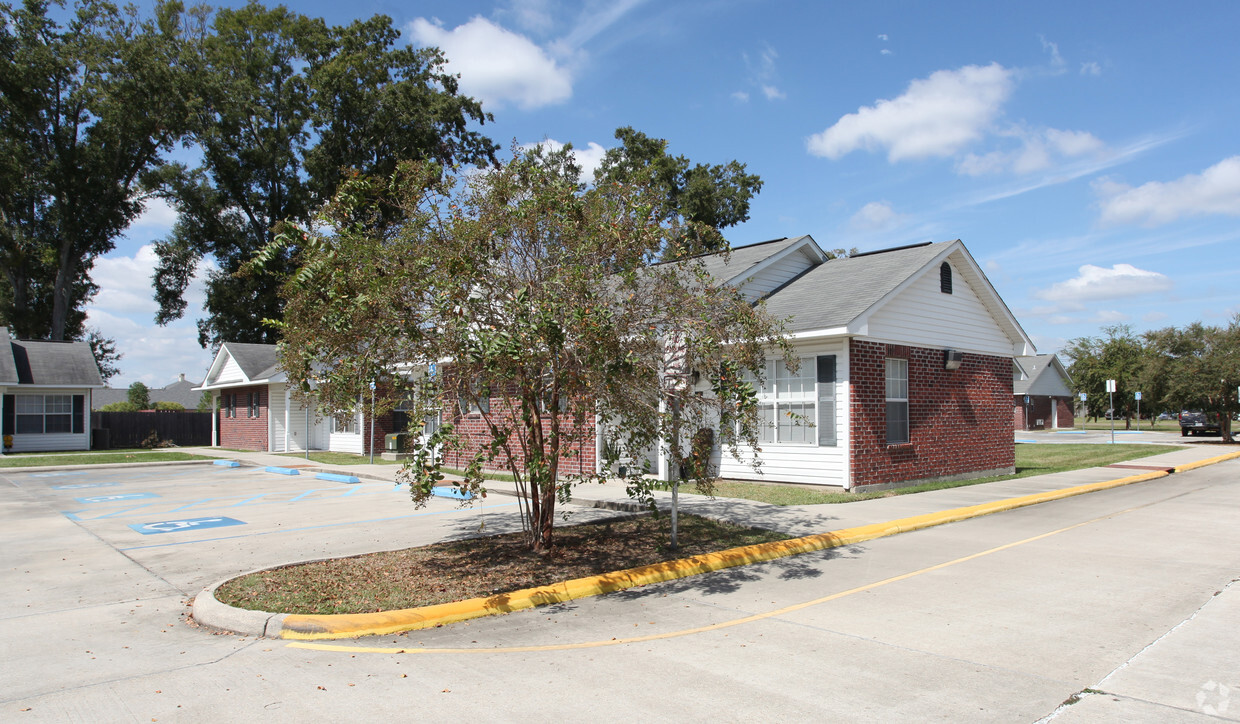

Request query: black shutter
[
  {"left": 2, "top": 395, "right": 13, "bottom": 436},
  {"left": 73, "top": 395, "right": 84, "bottom": 434},
  {"left": 816, "top": 355, "right": 837, "bottom": 446}
]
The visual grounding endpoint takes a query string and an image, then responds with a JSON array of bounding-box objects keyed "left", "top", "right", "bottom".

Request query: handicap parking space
[{"left": 4, "top": 463, "right": 525, "bottom": 594}]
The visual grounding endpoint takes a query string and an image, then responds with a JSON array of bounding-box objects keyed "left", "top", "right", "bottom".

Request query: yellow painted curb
[
  {"left": 280, "top": 467, "right": 1181, "bottom": 640},
  {"left": 1172, "top": 449, "right": 1240, "bottom": 473}
]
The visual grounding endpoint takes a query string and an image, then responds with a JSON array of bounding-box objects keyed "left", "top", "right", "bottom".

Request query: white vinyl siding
[
  {"left": 718, "top": 340, "right": 848, "bottom": 486},
  {"left": 270, "top": 384, "right": 288, "bottom": 452},
  {"left": 328, "top": 399, "right": 363, "bottom": 454},
  {"left": 218, "top": 355, "right": 246, "bottom": 383},
  {"left": 865, "top": 257, "right": 1015, "bottom": 356}
]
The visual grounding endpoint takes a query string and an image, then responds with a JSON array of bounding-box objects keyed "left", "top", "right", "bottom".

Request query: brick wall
[
  {"left": 438, "top": 388, "right": 597, "bottom": 477},
  {"left": 217, "top": 385, "right": 268, "bottom": 451},
  {"left": 1014, "top": 396, "right": 1075, "bottom": 430},
  {"left": 850, "top": 340, "right": 1014, "bottom": 489}
]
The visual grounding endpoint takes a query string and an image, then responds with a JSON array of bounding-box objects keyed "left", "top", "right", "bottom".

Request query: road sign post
[{"left": 1106, "top": 380, "right": 1117, "bottom": 444}]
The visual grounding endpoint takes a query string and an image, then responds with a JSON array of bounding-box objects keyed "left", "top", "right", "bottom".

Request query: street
[{"left": 2, "top": 459, "right": 1238, "bottom": 721}]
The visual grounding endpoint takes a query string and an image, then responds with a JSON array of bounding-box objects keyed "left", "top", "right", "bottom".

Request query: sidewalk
[{"left": 170, "top": 443, "right": 1236, "bottom": 538}]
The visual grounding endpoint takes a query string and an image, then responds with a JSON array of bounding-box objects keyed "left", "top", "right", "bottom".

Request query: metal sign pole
[{"left": 369, "top": 380, "right": 376, "bottom": 465}]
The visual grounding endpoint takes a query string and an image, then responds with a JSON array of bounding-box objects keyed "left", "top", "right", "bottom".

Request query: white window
[
  {"left": 332, "top": 413, "right": 358, "bottom": 434},
  {"left": 745, "top": 357, "right": 835, "bottom": 446},
  {"left": 886, "top": 358, "right": 909, "bottom": 444},
  {"left": 15, "top": 394, "right": 72, "bottom": 434}
]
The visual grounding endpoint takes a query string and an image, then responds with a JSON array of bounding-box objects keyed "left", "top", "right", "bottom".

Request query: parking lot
[{"left": 4, "top": 455, "right": 1239, "bottom": 721}]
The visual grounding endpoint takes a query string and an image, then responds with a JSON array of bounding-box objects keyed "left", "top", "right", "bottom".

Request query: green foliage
[
  {"left": 86, "top": 327, "right": 122, "bottom": 382},
  {"left": 1064, "top": 325, "right": 1144, "bottom": 427},
  {"left": 196, "top": 390, "right": 214, "bottom": 413},
  {"left": 595, "top": 127, "right": 763, "bottom": 254},
  {"left": 152, "top": 2, "right": 498, "bottom": 348},
  {"left": 269, "top": 146, "right": 791, "bottom": 551},
  {"left": 0, "top": 0, "right": 195, "bottom": 340},
  {"left": 154, "top": 401, "right": 185, "bottom": 411},
  {"left": 1143, "top": 316, "right": 1240, "bottom": 441},
  {"left": 101, "top": 401, "right": 140, "bottom": 412},
  {"left": 127, "top": 382, "right": 151, "bottom": 410}
]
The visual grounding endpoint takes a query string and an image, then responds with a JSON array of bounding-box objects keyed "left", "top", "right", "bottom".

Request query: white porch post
[
  {"left": 0, "top": 388, "right": 6, "bottom": 456},
  {"left": 211, "top": 393, "right": 219, "bottom": 447},
  {"left": 284, "top": 387, "right": 291, "bottom": 452},
  {"left": 656, "top": 399, "right": 672, "bottom": 481}
]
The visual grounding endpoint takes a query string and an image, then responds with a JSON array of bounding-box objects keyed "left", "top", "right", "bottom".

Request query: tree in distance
[
  {"left": 261, "top": 147, "right": 792, "bottom": 552},
  {"left": 127, "top": 381, "right": 152, "bottom": 410}
]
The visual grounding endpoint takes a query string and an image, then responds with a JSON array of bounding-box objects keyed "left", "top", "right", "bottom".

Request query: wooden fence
[{"left": 91, "top": 410, "right": 213, "bottom": 449}]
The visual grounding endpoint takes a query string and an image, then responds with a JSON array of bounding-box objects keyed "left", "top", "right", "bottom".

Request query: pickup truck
[{"left": 1180, "top": 411, "right": 1220, "bottom": 436}]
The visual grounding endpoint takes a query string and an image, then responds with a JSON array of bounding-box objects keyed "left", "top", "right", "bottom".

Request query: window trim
[
  {"left": 885, "top": 358, "right": 909, "bottom": 445},
  {"left": 748, "top": 357, "right": 831, "bottom": 447}
]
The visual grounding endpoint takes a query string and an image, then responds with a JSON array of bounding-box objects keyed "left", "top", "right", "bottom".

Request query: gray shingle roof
[
  {"left": 0, "top": 329, "right": 18, "bottom": 384},
  {"left": 2, "top": 333, "right": 104, "bottom": 387},
  {"left": 760, "top": 240, "right": 956, "bottom": 333},
  {"left": 696, "top": 236, "right": 810, "bottom": 284},
  {"left": 224, "top": 343, "right": 281, "bottom": 380},
  {"left": 93, "top": 377, "right": 205, "bottom": 410},
  {"left": 1013, "top": 354, "right": 1072, "bottom": 397}
]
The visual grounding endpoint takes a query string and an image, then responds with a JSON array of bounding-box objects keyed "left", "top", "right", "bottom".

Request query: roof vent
[{"left": 940, "top": 262, "right": 952, "bottom": 294}]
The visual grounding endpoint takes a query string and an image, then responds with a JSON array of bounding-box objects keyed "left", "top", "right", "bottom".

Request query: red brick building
[
  {"left": 202, "top": 237, "right": 1035, "bottom": 491},
  {"left": 1013, "top": 354, "right": 1075, "bottom": 430}
]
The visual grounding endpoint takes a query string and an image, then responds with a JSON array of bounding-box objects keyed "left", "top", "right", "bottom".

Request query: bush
[
  {"left": 154, "top": 401, "right": 185, "bottom": 411},
  {"left": 101, "top": 401, "right": 141, "bottom": 412}
]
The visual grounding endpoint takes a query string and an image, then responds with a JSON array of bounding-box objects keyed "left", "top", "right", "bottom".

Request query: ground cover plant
[
  {"left": 215, "top": 513, "right": 789, "bottom": 615},
  {"left": 0, "top": 451, "right": 211, "bottom": 467}
]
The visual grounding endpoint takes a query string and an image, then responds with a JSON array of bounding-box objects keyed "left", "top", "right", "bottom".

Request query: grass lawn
[
  {"left": 1076, "top": 419, "right": 1180, "bottom": 432},
  {"left": 0, "top": 451, "right": 213, "bottom": 467},
  {"left": 275, "top": 451, "right": 402, "bottom": 465},
  {"left": 215, "top": 513, "right": 789, "bottom": 615},
  {"left": 681, "top": 443, "right": 1185, "bottom": 506}
]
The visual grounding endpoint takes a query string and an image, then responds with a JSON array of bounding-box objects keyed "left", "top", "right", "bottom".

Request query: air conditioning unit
[{"left": 944, "top": 349, "right": 964, "bottom": 370}]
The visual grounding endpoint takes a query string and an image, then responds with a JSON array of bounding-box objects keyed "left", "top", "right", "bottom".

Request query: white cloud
[
  {"left": 849, "top": 201, "right": 903, "bottom": 231},
  {"left": 741, "top": 45, "right": 784, "bottom": 103},
  {"left": 731, "top": 91, "right": 750, "bottom": 103},
  {"left": 1080, "top": 61, "right": 1102, "bottom": 76},
  {"left": 880, "top": 48, "right": 892, "bottom": 56},
  {"left": 499, "top": 0, "right": 555, "bottom": 34},
  {"left": 1095, "top": 156, "right": 1240, "bottom": 226},
  {"left": 807, "top": 63, "right": 1013, "bottom": 162},
  {"left": 877, "top": 34, "right": 888, "bottom": 41},
  {"left": 957, "top": 126, "right": 1103, "bottom": 176},
  {"left": 523, "top": 138, "right": 608, "bottom": 181},
  {"left": 408, "top": 16, "right": 572, "bottom": 110},
  {"left": 85, "top": 245, "right": 216, "bottom": 388},
  {"left": 1143, "top": 311, "right": 1169, "bottom": 324},
  {"left": 130, "top": 197, "right": 178, "bottom": 229},
  {"left": 1039, "top": 35, "right": 1066, "bottom": 72},
  {"left": 1034, "top": 263, "right": 1173, "bottom": 302}
]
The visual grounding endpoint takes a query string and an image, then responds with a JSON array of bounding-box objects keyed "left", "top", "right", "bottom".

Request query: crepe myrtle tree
[{"left": 257, "top": 147, "right": 792, "bottom": 552}]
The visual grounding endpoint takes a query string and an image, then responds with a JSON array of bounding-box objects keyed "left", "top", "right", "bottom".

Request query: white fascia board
[
  {"left": 195, "top": 377, "right": 273, "bottom": 392},
  {"left": 9, "top": 384, "right": 103, "bottom": 390},
  {"left": 788, "top": 326, "right": 853, "bottom": 342}
]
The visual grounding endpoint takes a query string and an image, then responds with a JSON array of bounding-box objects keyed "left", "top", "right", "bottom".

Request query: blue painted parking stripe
[
  {"left": 117, "top": 501, "right": 521, "bottom": 551},
  {"left": 61, "top": 482, "right": 402, "bottom": 521},
  {"left": 316, "top": 472, "right": 361, "bottom": 484},
  {"left": 229, "top": 493, "right": 273, "bottom": 507},
  {"left": 129, "top": 516, "right": 246, "bottom": 535},
  {"left": 165, "top": 498, "right": 214, "bottom": 513},
  {"left": 75, "top": 492, "right": 159, "bottom": 504},
  {"left": 94, "top": 504, "right": 157, "bottom": 519}
]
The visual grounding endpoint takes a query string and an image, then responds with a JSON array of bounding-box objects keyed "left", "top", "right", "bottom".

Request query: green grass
[
  {"left": 1076, "top": 419, "right": 1181, "bottom": 432},
  {"left": 676, "top": 443, "right": 1185, "bottom": 506},
  {"left": 0, "top": 451, "right": 213, "bottom": 467},
  {"left": 275, "top": 451, "right": 402, "bottom": 465}
]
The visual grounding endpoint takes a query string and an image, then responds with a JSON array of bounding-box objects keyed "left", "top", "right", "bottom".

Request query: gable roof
[
  {"left": 1013, "top": 354, "right": 1073, "bottom": 397},
  {"left": 93, "top": 375, "right": 205, "bottom": 410},
  {"left": 0, "top": 329, "right": 104, "bottom": 387},
  {"left": 696, "top": 235, "right": 823, "bottom": 287},
  {"left": 197, "top": 342, "right": 283, "bottom": 390},
  {"left": 697, "top": 237, "right": 1035, "bottom": 355}
]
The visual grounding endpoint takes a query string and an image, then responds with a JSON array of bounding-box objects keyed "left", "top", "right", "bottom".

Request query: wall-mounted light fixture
[{"left": 944, "top": 349, "right": 963, "bottom": 370}]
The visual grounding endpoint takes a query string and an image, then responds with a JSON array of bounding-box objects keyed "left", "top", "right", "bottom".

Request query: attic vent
[{"left": 940, "top": 262, "right": 952, "bottom": 294}]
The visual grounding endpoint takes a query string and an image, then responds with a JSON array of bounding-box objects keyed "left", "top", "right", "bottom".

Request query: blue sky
[{"left": 95, "top": 0, "right": 1240, "bottom": 388}]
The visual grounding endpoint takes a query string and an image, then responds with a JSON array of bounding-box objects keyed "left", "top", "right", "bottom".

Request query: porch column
[
  {"left": 284, "top": 387, "right": 292, "bottom": 452},
  {"left": 211, "top": 393, "right": 218, "bottom": 447}
]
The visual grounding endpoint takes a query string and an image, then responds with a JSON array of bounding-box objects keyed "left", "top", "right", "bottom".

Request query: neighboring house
[
  {"left": 195, "top": 343, "right": 395, "bottom": 455},
  {"left": 1013, "top": 354, "right": 1075, "bottom": 430},
  {"left": 94, "top": 373, "right": 205, "bottom": 410},
  {"left": 0, "top": 329, "right": 105, "bottom": 453},
  {"left": 203, "top": 235, "right": 1035, "bottom": 491}
]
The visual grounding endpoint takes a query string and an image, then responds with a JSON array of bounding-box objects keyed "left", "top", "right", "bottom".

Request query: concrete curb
[
  {"left": 194, "top": 451, "right": 1240, "bottom": 640},
  {"left": 192, "top": 580, "right": 287, "bottom": 638}
]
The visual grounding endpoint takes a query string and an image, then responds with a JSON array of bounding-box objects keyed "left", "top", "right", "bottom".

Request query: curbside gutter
[{"left": 194, "top": 451, "right": 1240, "bottom": 640}]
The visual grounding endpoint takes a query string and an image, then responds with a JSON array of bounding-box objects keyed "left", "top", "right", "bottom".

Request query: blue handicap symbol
[
  {"left": 53, "top": 482, "right": 120, "bottom": 490},
  {"left": 32, "top": 472, "right": 88, "bottom": 478},
  {"left": 129, "top": 516, "right": 246, "bottom": 535},
  {"left": 76, "top": 492, "right": 159, "bottom": 504}
]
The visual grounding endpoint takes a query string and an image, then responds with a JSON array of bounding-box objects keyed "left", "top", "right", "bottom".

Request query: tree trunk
[{"left": 50, "top": 245, "right": 79, "bottom": 341}]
